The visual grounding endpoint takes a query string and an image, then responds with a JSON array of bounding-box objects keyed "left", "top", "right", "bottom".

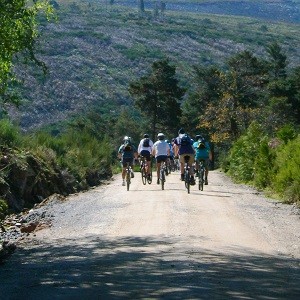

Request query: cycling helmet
[
  {"left": 157, "top": 133, "right": 165, "bottom": 140},
  {"left": 143, "top": 133, "right": 149, "bottom": 138},
  {"left": 178, "top": 128, "right": 185, "bottom": 135},
  {"left": 123, "top": 136, "right": 130, "bottom": 142},
  {"left": 195, "top": 134, "right": 204, "bottom": 141}
]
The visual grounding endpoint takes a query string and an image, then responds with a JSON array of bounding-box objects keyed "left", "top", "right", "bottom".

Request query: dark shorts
[
  {"left": 122, "top": 157, "right": 133, "bottom": 167},
  {"left": 196, "top": 158, "right": 209, "bottom": 169},
  {"left": 140, "top": 150, "right": 151, "bottom": 161},
  {"left": 156, "top": 155, "right": 168, "bottom": 163}
]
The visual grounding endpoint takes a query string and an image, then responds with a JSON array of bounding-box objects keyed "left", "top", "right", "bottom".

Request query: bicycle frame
[
  {"left": 140, "top": 156, "right": 147, "bottom": 185},
  {"left": 184, "top": 156, "right": 190, "bottom": 194},
  {"left": 140, "top": 156, "right": 152, "bottom": 185},
  {"left": 125, "top": 162, "right": 131, "bottom": 191},
  {"left": 198, "top": 160, "right": 205, "bottom": 191},
  {"left": 160, "top": 161, "right": 166, "bottom": 190}
]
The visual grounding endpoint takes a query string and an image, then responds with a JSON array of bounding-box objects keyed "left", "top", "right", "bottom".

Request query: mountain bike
[
  {"left": 173, "top": 157, "right": 180, "bottom": 171},
  {"left": 197, "top": 159, "right": 205, "bottom": 191},
  {"left": 160, "top": 161, "right": 166, "bottom": 190},
  {"left": 165, "top": 157, "right": 171, "bottom": 175},
  {"left": 140, "top": 156, "right": 152, "bottom": 185},
  {"left": 184, "top": 155, "right": 190, "bottom": 194},
  {"left": 125, "top": 162, "right": 132, "bottom": 191}
]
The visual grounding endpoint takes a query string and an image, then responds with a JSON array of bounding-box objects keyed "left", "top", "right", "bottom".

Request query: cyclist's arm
[{"left": 152, "top": 145, "right": 156, "bottom": 157}]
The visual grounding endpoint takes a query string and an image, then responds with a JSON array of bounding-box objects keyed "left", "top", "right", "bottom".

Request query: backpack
[
  {"left": 142, "top": 138, "right": 150, "bottom": 147},
  {"left": 180, "top": 134, "right": 191, "bottom": 146},
  {"left": 123, "top": 140, "right": 132, "bottom": 151}
]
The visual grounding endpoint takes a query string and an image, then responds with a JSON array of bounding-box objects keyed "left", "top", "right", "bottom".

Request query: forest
[{"left": 0, "top": 0, "right": 299, "bottom": 221}]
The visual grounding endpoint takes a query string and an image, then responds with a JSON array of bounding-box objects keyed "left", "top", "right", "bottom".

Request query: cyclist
[
  {"left": 193, "top": 134, "right": 212, "bottom": 185},
  {"left": 174, "top": 128, "right": 196, "bottom": 185},
  {"left": 118, "top": 136, "right": 138, "bottom": 186},
  {"left": 165, "top": 139, "right": 174, "bottom": 172},
  {"left": 138, "top": 133, "right": 154, "bottom": 180},
  {"left": 152, "top": 133, "right": 170, "bottom": 184}
]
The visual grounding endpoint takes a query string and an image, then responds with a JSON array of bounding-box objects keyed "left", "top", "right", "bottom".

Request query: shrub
[
  {"left": 0, "top": 119, "right": 21, "bottom": 147},
  {"left": 273, "top": 135, "right": 300, "bottom": 204},
  {"left": 276, "top": 124, "right": 297, "bottom": 144},
  {"left": 253, "top": 138, "right": 275, "bottom": 188},
  {"left": 228, "top": 122, "right": 265, "bottom": 182},
  {"left": 0, "top": 199, "right": 8, "bottom": 221}
]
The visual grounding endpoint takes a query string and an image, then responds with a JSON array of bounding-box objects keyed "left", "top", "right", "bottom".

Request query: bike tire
[
  {"left": 141, "top": 167, "right": 147, "bottom": 185},
  {"left": 147, "top": 171, "right": 152, "bottom": 184},
  {"left": 185, "top": 171, "right": 190, "bottom": 194},
  {"left": 126, "top": 171, "right": 130, "bottom": 191},
  {"left": 160, "top": 169, "right": 165, "bottom": 190},
  {"left": 200, "top": 169, "right": 204, "bottom": 191}
]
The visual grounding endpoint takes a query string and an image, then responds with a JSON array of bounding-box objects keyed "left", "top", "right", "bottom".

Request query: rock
[
  {"left": 0, "top": 241, "right": 16, "bottom": 263},
  {"left": 20, "top": 222, "right": 38, "bottom": 233}
]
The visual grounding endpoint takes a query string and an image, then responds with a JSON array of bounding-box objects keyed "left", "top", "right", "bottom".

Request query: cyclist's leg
[
  {"left": 204, "top": 158, "right": 209, "bottom": 184},
  {"left": 179, "top": 155, "right": 185, "bottom": 181},
  {"left": 121, "top": 159, "right": 126, "bottom": 180},
  {"left": 188, "top": 154, "right": 195, "bottom": 185},
  {"left": 156, "top": 162, "right": 161, "bottom": 184},
  {"left": 195, "top": 158, "right": 199, "bottom": 175}
]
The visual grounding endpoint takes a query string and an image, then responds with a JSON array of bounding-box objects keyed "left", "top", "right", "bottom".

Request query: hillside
[{"left": 10, "top": 0, "right": 300, "bottom": 131}]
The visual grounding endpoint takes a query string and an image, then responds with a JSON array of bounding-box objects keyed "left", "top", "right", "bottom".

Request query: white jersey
[
  {"left": 138, "top": 138, "right": 154, "bottom": 153},
  {"left": 153, "top": 140, "right": 170, "bottom": 157}
]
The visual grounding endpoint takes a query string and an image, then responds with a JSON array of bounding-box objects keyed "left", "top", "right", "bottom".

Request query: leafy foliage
[
  {"left": 226, "top": 122, "right": 300, "bottom": 206},
  {"left": 273, "top": 135, "right": 300, "bottom": 205},
  {"left": 228, "top": 122, "right": 266, "bottom": 182},
  {"left": 0, "top": 0, "right": 53, "bottom": 111},
  {"left": 0, "top": 119, "right": 22, "bottom": 147},
  {"left": 0, "top": 199, "right": 8, "bottom": 221},
  {"left": 129, "top": 59, "right": 185, "bottom": 139}
]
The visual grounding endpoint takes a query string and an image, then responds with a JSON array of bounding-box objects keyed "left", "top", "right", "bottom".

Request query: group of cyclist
[{"left": 118, "top": 128, "right": 212, "bottom": 187}]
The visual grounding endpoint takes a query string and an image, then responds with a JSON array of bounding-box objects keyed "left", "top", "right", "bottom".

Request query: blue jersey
[
  {"left": 175, "top": 135, "right": 194, "bottom": 155},
  {"left": 193, "top": 141, "right": 210, "bottom": 159},
  {"left": 118, "top": 143, "right": 136, "bottom": 159}
]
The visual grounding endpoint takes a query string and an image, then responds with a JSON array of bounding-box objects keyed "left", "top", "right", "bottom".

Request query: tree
[
  {"left": 129, "top": 59, "right": 185, "bottom": 139},
  {"left": 138, "top": 0, "right": 145, "bottom": 14},
  {"left": 181, "top": 65, "right": 222, "bottom": 132},
  {"left": 0, "top": 0, "right": 53, "bottom": 113},
  {"left": 188, "top": 51, "right": 268, "bottom": 144},
  {"left": 266, "top": 41, "right": 287, "bottom": 80}
]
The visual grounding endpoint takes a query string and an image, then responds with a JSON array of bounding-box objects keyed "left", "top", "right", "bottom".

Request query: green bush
[
  {"left": 228, "top": 122, "right": 265, "bottom": 182},
  {"left": 276, "top": 124, "right": 297, "bottom": 144},
  {"left": 253, "top": 138, "right": 275, "bottom": 189},
  {"left": 58, "top": 129, "right": 113, "bottom": 182},
  {"left": 273, "top": 135, "right": 300, "bottom": 204},
  {"left": 0, "top": 119, "right": 21, "bottom": 147},
  {"left": 0, "top": 199, "right": 8, "bottom": 221}
]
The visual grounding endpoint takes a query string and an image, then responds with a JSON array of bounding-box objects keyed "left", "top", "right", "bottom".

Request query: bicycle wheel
[
  {"left": 126, "top": 170, "right": 131, "bottom": 191},
  {"left": 147, "top": 170, "right": 152, "bottom": 184},
  {"left": 199, "top": 168, "right": 204, "bottom": 191},
  {"left": 160, "top": 168, "right": 165, "bottom": 190},
  {"left": 184, "top": 170, "right": 190, "bottom": 194},
  {"left": 141, "top": 167, "right": 147, "bottom": 185}
]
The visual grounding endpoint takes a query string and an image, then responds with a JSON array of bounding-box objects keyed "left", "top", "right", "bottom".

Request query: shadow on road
[{"left": 1, "top": 235, "right": 299, "bottom": 299}]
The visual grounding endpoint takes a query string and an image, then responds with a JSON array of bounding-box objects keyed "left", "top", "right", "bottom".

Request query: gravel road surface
[{"left": 1, "top": 170, "right": 299, "bottom": 299}]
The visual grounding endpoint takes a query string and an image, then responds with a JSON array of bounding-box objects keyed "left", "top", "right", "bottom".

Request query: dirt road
[{"left": 1, "top": 170, "right": 299, "bottom": 299}]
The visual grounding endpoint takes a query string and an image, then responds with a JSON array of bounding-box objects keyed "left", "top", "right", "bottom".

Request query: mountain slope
[{"left": 10, "top": 0, "right": 300, "bottom": 130}]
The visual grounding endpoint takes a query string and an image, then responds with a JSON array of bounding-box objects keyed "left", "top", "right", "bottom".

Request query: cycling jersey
[
  {"left": 153, "top": 140, "right": 169, "bottom": 157},
  {"left": 193, "top": 141, "right": 210, "bottom": 160},
  {"left": 138, "top": 138, "right": 154, "bottom": 154}
]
